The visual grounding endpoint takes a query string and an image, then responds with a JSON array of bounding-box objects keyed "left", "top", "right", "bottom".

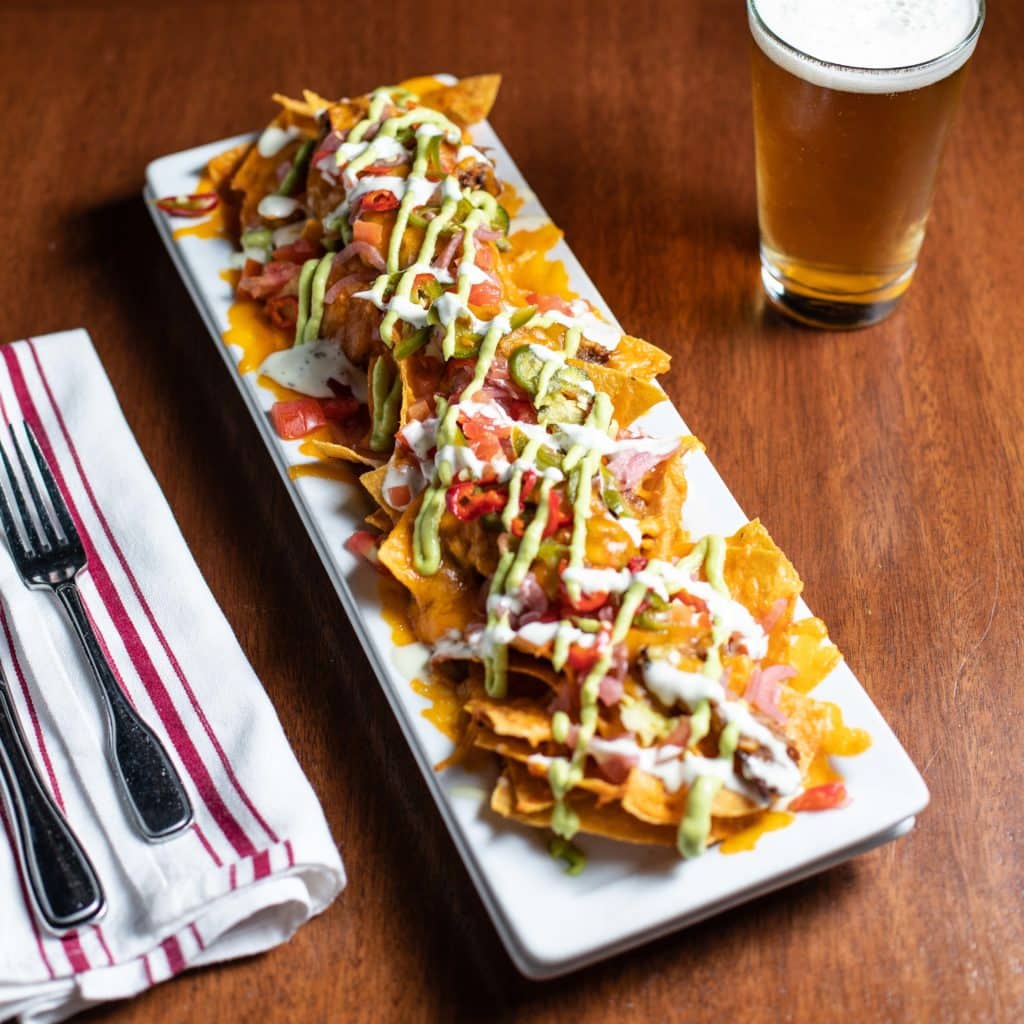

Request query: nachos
[{"left": 194, "top": 75, "right": 867, "bottom": 866}]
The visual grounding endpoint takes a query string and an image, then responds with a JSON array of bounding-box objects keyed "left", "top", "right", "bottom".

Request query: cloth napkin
[{"left": 0, "top": 330, "right": 345, "bottom": 1023}]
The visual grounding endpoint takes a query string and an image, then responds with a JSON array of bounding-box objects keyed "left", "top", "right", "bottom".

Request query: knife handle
[{"left": 0, "top": 680, "right": 105, "bottom": 932}]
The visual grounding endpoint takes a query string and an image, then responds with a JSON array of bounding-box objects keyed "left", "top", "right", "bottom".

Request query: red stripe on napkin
[
  {"left": 96, "top": 927, "right": 115, "bottom": 967},
  {"left": 253, "top": 849, "right": 272, "bottom": 881},
  {"left": 1, "top": 346, "right": 257, "bottom": 859},
  {"left": 192, "top": 822, "right": 224, "bottom": 867},
  {"left": 62, "top": 933, "right": 90, "bottom": 975},
  {"left": 161, "top": 936, "right": 186, "bottom": 977}
]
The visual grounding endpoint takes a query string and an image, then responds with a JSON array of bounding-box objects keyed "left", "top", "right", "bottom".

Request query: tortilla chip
[
  {"left": 418, "top": 75, "right": 501, "bottom": 128},
  {"left": 302, "top": 89, "right": 334, "bottom": 115},
  {"left": 507, "top": 653, "right": 561, "bottom": 689},
  {"left": 311, "top": 438, "right": 383, "bottom": 469},
  {"left": 572, "top": 360, "right": 667, "bottom": 428},
  {"left": 622, "top": 767, "right": 758, "bottom": 826},
  {"left": 271, "top": 92, "right": 323, "bottom": 132},
  {"left": 365, "top": 508, "right": 393, "bottom": 531},
  {"left": 377, "top": 498, "right": 479, "bottom": 643},
  {"left": 325, "top": 97, "right": 368, "bottom": 135},
  {"left": 360, "top": 464, "right": 404, "bottom": 521},
  {"left": 768, "top": 616, "right": 842, "bottom": 694},
  {"left": 724, "top": 520, "right": 803, "bottom": 622},
  {"left": 638, "top": 448, "right": 694, "bottom": 559},
  {"left": 496, "top": 328, "right": 665, "bottom": 428},
  {"left": 208, "top": 142, "right": 251, "bottom": 190},
  {"left": 491, "top": 771, "right": 677, "bottom": 847},
  {"left": 397, "top": 75, "right": 446, "bottom": 97},
  {"left": 472, "top": 730, "right": 540, "bottom": 763},
  {"left": 228, "top": 120, "right": 316, "bottom": 227},
  {"left": 500, "top": 760, "right": 624, "bottom": 814},
  {"left": 465, "top": 694, "right": 552, "bottom": 746},
  {"left": 607, "top": 335, "right": 672, "bottom": 378}
]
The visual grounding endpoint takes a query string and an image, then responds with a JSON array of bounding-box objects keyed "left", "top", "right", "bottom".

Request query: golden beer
[{"left": 748, "top": 0, "right": 984, "bottom": 328}]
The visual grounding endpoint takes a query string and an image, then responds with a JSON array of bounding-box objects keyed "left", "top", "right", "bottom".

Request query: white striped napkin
[{"left": 0, "top": 330, "right": 345, "bottom": 1023}]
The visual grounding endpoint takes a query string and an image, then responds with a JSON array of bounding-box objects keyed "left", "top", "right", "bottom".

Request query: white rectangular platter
[{"left": 145, "top": 106, "right": 928, "bottom": 978}]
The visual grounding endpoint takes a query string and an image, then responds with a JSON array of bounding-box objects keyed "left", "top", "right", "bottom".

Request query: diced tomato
[
  {"left": 469, "top": 277, "right": 502, "bottom": 307},
  {"left": 526, "top": 291, "right": 574, "bottom": 316},
  {"left": 353, "top": 219, "right": 384, "bottom": 248},
  {"left": 272, "top": 238, "right": 321, "bottom": 264},
  {"left": 359, "top": 189, "right": 401, "bottom": 213},
  {"left": 321, "top": 396, "right": 360, "bottom": 422},
  {"left": 556, "top": 558, "right": 609, "bottom": 613},
  {"left": 405, "top": 397, "right": 434, "bottom": 422},
  {"left": 567, "top": 644, "right": 601, "bottom": 673},
  {"left": 386, "top": 484, "right": 412, "bottom": 508},
  {"left": 789, "top": 783, "right": 848, "bottom": 812},
  {"left": 627, "top": 555, "right": 648, "bottom": 573},
  {"left": 460, "top": 411, "right": 507, "bottom": 462},
  {"left": 344, "top": 530, "right": 385, "bottom": 571},
  {"left": 564, "top": 588, "right": 609, "bottom": 614},
  {"left": 270, "top": 399, "right": 326, "bottom": 440},
  {"left": 446, "top": 481, "right": 508, "bottom": 520},
  {"left": 266, "top": 295, "right": 298, "bottom": 330},
  {"left": 546, "top": 490, "right": 572, "bottom": 534}
]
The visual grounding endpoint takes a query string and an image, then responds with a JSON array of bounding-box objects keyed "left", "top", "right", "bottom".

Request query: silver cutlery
[
  {"left": 0, "top": 422, "right": 193, "bottom": 841},
  {"left": 0, "top": 664, "right": 104, "bottom": 931}
]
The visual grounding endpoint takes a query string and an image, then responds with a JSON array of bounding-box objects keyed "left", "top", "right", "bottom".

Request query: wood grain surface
[{"left": 1, "top": 1, "right": 1021, "bottom": 1021}]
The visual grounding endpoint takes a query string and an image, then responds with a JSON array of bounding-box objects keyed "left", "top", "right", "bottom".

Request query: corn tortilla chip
[{"left": 417, "top": 75, "right": 501, "bottom": 128}]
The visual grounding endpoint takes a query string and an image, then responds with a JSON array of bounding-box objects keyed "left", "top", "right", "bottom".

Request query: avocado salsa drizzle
[{"left": 309, "top": 87, "right": 797, "bottom": 864}]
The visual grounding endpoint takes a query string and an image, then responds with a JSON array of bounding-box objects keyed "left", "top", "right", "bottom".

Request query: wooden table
[{"left": 1, "top": 1, "right": 1021, "bottom": 1020}]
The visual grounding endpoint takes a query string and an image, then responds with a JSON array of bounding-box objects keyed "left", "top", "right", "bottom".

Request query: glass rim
[{"left": 746, "top": 0, "right": 985, "bottom": 79}]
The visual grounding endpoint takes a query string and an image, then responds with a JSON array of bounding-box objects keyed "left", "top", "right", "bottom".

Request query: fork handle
[
  {"left": 0, "top": 680, "right": 105, "bottom": 931},
  {"left": 56, "top": 583, "right": 193, "bottom": 841}
]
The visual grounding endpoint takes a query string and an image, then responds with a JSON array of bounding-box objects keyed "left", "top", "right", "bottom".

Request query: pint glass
[{"left": 748, "top": 0, "right": 985, "bottom": 329}]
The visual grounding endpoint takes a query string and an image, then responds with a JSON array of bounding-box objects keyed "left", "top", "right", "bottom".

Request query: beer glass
[{"left": 748, "top": 0, "right": 985, "bottom": 329}]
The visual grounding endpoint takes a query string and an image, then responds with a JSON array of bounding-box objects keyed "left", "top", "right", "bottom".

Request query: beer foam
[{"left": 750, "top": 0, "right": 982, "bottom": 93}]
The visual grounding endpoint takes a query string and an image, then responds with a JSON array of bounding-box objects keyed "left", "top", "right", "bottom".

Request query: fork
[
  {"left": 0, "top": 423, "right": 193, "bottom": 841},
  {"left": 0, "top": 666, "right": 105, "bottom": 931}
]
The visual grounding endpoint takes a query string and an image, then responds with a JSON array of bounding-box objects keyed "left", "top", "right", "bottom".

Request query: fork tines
[{"left": 0, "top": 423, "right": 84, "bottom": 578}]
